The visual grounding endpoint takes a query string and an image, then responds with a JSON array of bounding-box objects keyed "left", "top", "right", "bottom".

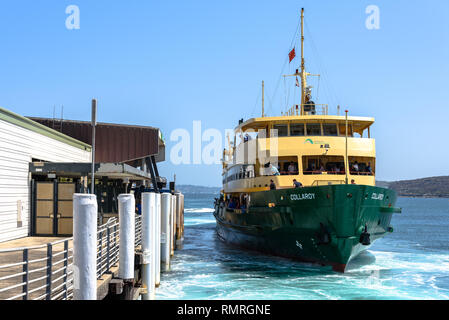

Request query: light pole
[
  {"left": 345, "top": 110, "right": 349, "bottom": 185},
  {"left": 91, "top": 99, "right": 97, "bottom": 194}
]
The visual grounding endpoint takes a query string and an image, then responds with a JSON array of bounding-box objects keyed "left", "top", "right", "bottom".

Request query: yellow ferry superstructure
[{"left": 222, "top": 114, "right": 376, "bottom": 194}]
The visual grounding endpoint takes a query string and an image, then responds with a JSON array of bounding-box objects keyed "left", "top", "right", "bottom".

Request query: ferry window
[
  {"left": 278, "top": 156, "right": 299, "bottom": 175},
  {"left": 302, "top": 156, "right": 345, "bottom": 175},
  {"left": 306, "top": 123, "right": 321, "bottom": 136},
  {"left": 272, "top": 124, "right": 288, "bottom": 137},
  {"left": 323, "top": 124, "right": 338, "bottom": 136},
  {"left": 290, "top": 123, "right": 305, "bottom": 136},
  {"left": 348, "top": 157, "right": 375, "bottom": 176}
]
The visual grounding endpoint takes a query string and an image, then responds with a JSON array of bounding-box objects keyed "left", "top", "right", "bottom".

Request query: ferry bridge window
[
  {"left": 306, "top": 123, "right": 322, "bottom": 136},
  {"left": 323, "top": 123, "right": 338, "bottom": 136},
  {"left": 348, "top": 157, "right": 375, "bottom": 176},
  {"left": 302, "top": 156, "right": 345, "bottom": 175},
  {"left": 290, "top": 123, "right": 305, "bottom": 136},
  {"left": 272, "top": 124, "right": 288, "bottom": 137}
]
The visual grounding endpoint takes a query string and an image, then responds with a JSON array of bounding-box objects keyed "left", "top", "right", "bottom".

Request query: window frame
[
  {"left": 306, "top": 123, "right": 322, "bottom": 136},
  {"left": 290, "top": 123, "right": 306, "bottom": 137},
  {"left": 272, "top": 123, "right": 289, "bottom": 137},
  {"left": 322, "top": 123, "right": 339, "bottom": 136}
]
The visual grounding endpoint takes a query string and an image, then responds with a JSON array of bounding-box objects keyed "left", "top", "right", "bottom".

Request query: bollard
[
  {"left": 160, "top": 193, "right": 171, "bottom": 271},
  {"left": 180, "top": 193, "right": 185, "bottom": 242},
  {"left": 175, "top": 192, "right": 184, "bottom": 250},
  {"left": 118, "top": 194, "right": 135, "bottom": 281},
  {"left": 73, "top": 194, "right": 98, "bottom": 300},
  {"left": 155, "top": 193, "right": 161, "bottom": 287},
  {"left": 141, "top": 192, "right": 156, "bottom": 300},
  {"left": 170, "top": 195, "right": 176, "bottom": 256}
]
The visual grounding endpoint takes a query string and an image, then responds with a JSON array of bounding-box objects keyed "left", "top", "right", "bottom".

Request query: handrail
[
  {"left": 0, "top": 214, "right": 142, "bottom": 300},
  {"left": 311, "top": 180, "right": 346, "bottom": 186}
]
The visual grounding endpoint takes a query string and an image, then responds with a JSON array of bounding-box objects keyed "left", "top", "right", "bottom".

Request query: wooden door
[
  {"left": 57, "top": 183, "right": 75, "bottom": 236},
  {"left": 35, "top": 182, "right": 55, "bottom": 235}
]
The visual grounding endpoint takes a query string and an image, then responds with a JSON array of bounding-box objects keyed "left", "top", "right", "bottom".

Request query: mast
[
  {"left": 282, "top": 8, "right": 317, "bottom": 116},
  {"left": 300, "top": 8, "right": 307, "bottom": 115}
]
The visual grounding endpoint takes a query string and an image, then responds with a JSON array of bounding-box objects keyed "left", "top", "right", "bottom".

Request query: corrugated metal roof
[{"left": 28, "top": 117, "right": 164, "bottom": 163}]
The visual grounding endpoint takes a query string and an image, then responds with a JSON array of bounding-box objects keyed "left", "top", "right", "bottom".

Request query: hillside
[{"left": 377, "top": 176, "right": 449, "bottom": 198}]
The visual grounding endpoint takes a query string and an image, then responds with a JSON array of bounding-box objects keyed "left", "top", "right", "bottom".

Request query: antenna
[
  {"left": 60, "top": 105, "right": 64, "bottom": 131},
  {"left": 262, "top": 81, "right": 265, "bottom": 117},
  {"left": 52, "top": 105, "right": 56, "bottom": 129}
]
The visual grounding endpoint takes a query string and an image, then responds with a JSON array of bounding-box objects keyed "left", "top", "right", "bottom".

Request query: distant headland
[{"left": 377, "top": 176, "right": 449, "bottom": 198}]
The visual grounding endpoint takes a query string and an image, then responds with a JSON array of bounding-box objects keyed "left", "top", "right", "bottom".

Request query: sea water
[{"left": 156, "top": 195, "right": 449, "bottom": 300}]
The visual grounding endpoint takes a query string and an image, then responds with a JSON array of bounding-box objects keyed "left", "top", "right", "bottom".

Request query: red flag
[{"left": 288, "top": 48, "right": 296, "bottom": 63}]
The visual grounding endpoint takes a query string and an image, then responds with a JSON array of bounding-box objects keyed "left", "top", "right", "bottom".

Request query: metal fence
[{"left": 0, "top": 214, "right": 143, "bottom": 300}]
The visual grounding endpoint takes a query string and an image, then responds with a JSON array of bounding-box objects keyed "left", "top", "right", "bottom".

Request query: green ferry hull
[{"left": 214, "top": 184, "right": 400, "bottom": 272}]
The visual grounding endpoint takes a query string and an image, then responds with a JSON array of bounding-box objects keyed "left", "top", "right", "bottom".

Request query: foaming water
[{"left": 157, "top": 195, "right": 449, "bottom": 300}]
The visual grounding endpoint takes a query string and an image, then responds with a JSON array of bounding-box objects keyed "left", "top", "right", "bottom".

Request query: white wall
[{"left": 0, "top": 119, "right": 91, "bottom": 243}]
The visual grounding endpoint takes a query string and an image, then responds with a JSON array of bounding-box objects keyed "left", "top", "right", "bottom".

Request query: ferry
[{"left": 213, "top": 9, "right": 401, "bottom": 272}]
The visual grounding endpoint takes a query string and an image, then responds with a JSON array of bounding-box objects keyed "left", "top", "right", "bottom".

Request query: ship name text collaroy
[{"left": 290, "top": 193, "right": 316, "bottom": 201}]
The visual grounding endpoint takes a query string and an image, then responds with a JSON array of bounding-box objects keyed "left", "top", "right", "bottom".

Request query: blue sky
[{"left": 0, "top": 1, "right": 448, "bottom": 186}]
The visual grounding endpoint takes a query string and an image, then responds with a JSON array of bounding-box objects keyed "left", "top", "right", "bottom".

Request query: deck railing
[
  {"left": 0, "top": 214, "right": 142, "bottom": 300},
  {"left": 311, "top": 180, "right": 346, "bottom": 186},
  {"left": 285, "top": 104, "right": 329, "bottom": 116}
]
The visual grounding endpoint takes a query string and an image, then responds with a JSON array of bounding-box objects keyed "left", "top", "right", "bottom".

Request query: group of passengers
[
  {"left": 350, "top": 161, "right": 373, "bottom": 175},
  {"left": 305, "top": 162, "right": 335, "bottom": 174},
  {"left": 303, "top": 161, "right": 373, "bottom": 175},
  {"left": 226, "top": 195, "right": 248, "bottom": 212}
]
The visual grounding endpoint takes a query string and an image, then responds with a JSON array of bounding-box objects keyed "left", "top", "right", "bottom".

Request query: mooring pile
[{"left": 73, "top": 191, "right": 184, "bottom": 300}]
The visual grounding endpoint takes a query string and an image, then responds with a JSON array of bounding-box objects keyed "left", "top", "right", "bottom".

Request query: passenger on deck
[
  {"left": 319, "top": 164, "right": 325, "bottom": 172},
  {"left": 270, "top": 163, "right": 280, "bottom": 176},
  {"left": 244, "top": 134, "right": 251, "bottom": 142},
  {"left": 228, "top": 198, "right": 237, "bottom": 209},
  {"left": 236, "top": 198, "right": 241, "bottom": 209},
  {"left": 270, "top": 179, "right": 276, "bottom": 190},
  {"left": 366, "top": 162, "right": 372, "bottom": 174},
  {"left": 293, "top": 179, "right": 303, "bottom": 188},
  {"left": 241, "top": 194, "right": 248, "bottom": 213},
  {"left": 351, "top": 179, "right": 356, "bottom": 185},
  {"left": 353, "top": 161, "right": 359, "bottom": 173},
  {"left": 135, "top": 198, "right": 142, "bottom": 215}
]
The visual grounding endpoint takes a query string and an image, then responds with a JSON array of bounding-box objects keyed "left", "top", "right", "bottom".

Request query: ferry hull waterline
[{"left": 214, "top": 185, "right": 399, "bottom": 272}]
